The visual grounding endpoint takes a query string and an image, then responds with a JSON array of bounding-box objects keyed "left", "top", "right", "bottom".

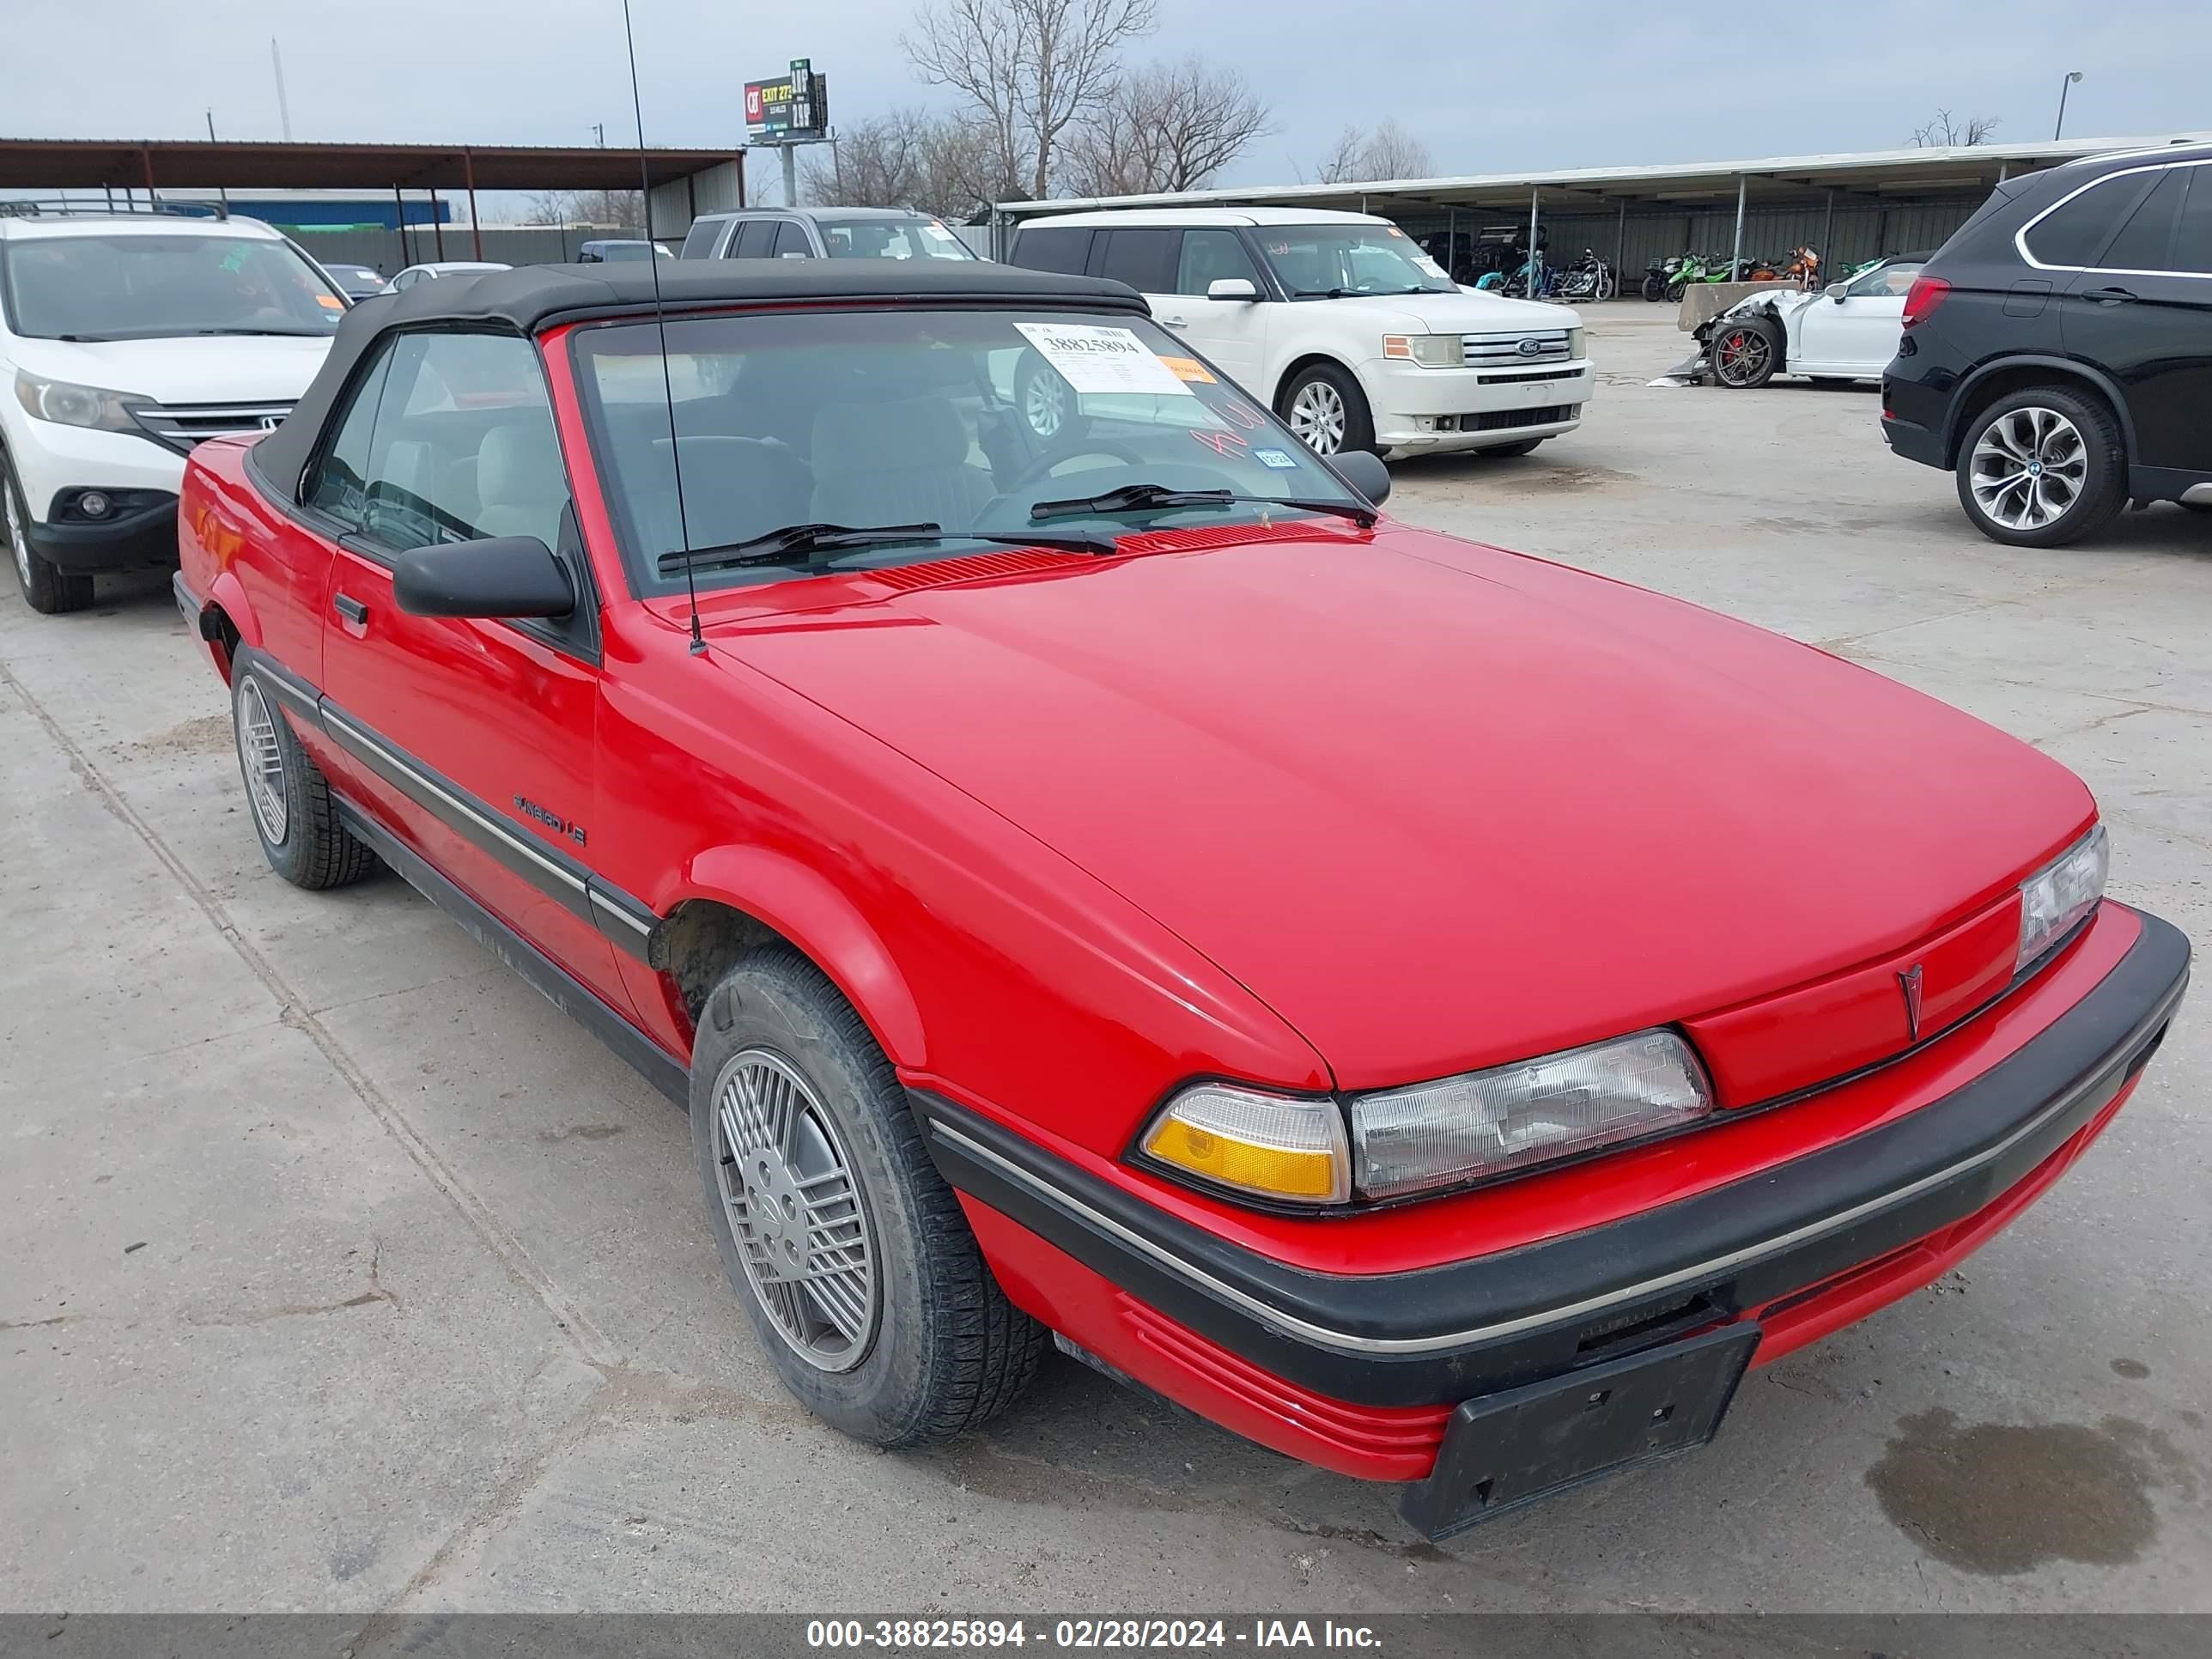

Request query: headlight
[
  {"left": 1139, "top": 1083, "right": 1350, "bottom": 1205},
  {"left": 2016, "top": 824, "right": 2107, "bottom": 973},
  {"left": 1567, "top": 326, "right": 1588, "bottom": 361},
  {"left": 1351, "top": 1030, "right": 1713, "bottom": 1200},
  {"left": 13, "top": 371, "right": 148, "bottom": 433},
  {"left": 1381, "top": 333, "right": 1464, "bottom": 368}
]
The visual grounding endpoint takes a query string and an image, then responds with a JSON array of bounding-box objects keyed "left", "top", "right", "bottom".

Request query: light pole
[{"left": 2053, "top": 70, "right": 2083, "bottom": 141}]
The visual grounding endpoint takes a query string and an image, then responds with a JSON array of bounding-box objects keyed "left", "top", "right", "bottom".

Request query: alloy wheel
[
  {"left": 3, "top": 475, "right": 28, "bottom": 592},
  {"left": 1969, "top": 405, "right": 2087, "bottom": 532},
  {"left": 1288, "top": 380, "right": 1346, "bottom": 454},
  {"left": 712, "top": 1048, "right": 878, "bottom": 1373},
  {"left": 1712, "top": 327, "right": 1771, "bottom": 386},
  {"left": 237, "top": 678, "right": 290, "bottom": 845},
  {"left": 1024, "top": 371, "right": 1066, "bottom": 441}
]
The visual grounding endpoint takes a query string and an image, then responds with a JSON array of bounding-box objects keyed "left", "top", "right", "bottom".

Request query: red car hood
[{"left": 713, "top": 527, "right": 2094, "bottom": 1089}]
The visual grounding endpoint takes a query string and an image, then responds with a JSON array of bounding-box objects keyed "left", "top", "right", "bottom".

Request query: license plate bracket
[{"left": 1401, "top": 1325, "right": 1761, "bottom": 1539}]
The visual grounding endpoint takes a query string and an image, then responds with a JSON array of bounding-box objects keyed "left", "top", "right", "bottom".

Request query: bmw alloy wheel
[
  {"left": 1968, "top": 405, "right": 2087, "bottom": 532},
  {"left": 711, "top": 1048, "right": 878, "bottom": 1373},
  {"left": 237, "top": 677, "right": 290, "bottom": 845},
  {"left": 1288, "top": 380, "right": 1347, "bottom": 454}
]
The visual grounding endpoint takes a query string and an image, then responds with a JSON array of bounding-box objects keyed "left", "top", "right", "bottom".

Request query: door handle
[
  {"left": 2085, "top": 286, "right": 2138, "bottom": 306},
  {"left": 1162, "top": 316, "right": 1188, "bottom": 329},
  {"left": 333, "top": 592, "right": 368, "bottom": 626}
]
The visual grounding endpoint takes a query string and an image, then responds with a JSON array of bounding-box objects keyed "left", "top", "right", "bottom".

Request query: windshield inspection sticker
[
  {"left": 1254, "top": 448, "right": 1299, "bottom": 470},
  {"left": 1015, "top": 322, "right": 1193, "bottom": 397}
]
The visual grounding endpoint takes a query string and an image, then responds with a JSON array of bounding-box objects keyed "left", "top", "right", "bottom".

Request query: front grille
[
  {"left": 1462, "top": 329, "right": 1571, "bottom": 366},
  {"left": 1439, "top": 404, "right": 1574, "bottom": 434},
  {"left": 128, "top": 402, "right": 294, "bottom": 453}
]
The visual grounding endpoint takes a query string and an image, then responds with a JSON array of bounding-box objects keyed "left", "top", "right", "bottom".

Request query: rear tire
[
  {"left": 1, "top": 453, "right": 95, "bottom": 617},
  {"left": 1954, "top": 386, "right": 2126, "bottom": 549},
  {"left": 1279, "top": 361, "right": 1376, "bottom": 458},
  {"left": 1642, "top": 274, "right": 1666, "bottom": 302},
  {"left": 1710, "top": 316, "right": 1782, "bottom": 389},
  {"left": 232, "top": 663, "right": 378, "bottom": 890},
  {"left": 690, "top": 947, "right": 1047, "bottom": 1447}
]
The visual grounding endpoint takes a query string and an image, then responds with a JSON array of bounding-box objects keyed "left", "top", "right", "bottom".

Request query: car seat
[
  {"left": 810, "top": 397, "right": 994, "bottom": 529},
  {"left": 473, "top": 422, "right": 570, "bottom": 547}
]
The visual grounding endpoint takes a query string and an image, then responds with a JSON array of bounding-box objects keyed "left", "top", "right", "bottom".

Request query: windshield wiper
[
  {"left": 191, "top": 326, "right": 334, "bottom": 337},
  {"left": 656, "top": 520, "right": 1116, "bottom": 577},
  {"left": 1029, "top": 482, "right": 1376, "bottom": 528}
]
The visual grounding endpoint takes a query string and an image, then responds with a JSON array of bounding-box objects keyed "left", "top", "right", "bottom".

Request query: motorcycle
[
  {"left": 1778, "top": 245, "right": 1820, "bottom": 288},
  {"left": 1662, "top": 251, "right": 1730, "bottom": 303},
  {"left": 1549, "top": 248, "right": 1615, "bottom": 301}
]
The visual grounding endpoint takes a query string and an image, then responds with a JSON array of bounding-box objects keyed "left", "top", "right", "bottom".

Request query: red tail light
[{"left": 1900, "top": 275, "right": 1952, "bottom": 328}]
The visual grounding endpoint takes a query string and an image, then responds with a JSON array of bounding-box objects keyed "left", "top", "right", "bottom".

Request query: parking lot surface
[{"left": 4, "top": 304, "right": 2207, "bottom": 1615}]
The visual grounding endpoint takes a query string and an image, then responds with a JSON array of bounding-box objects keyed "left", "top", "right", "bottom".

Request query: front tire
[
  {"left": 1954, "top": 387, "right": 2126, "bottom": 549},
  {"left": 1012, "top": 352, "right": 1087, "bottom": 447},
  {"left": 1480, "top": 438, "right": 1546, "bottom": 459},
  {"left": 1, "top": 453, "right": 94, "bottom": 616},
  {"left": 232, "top": 664, "right": 377, "bottom": 889},
  {"left": 1279, "top": 362, "right": 1376, "bottom": 458},
  {"left": 690, "top": 947, "right": 1046, "bottom": 1447},
  {"left": 1710, "top": 316, "right": 1781, "bottom": 388}
]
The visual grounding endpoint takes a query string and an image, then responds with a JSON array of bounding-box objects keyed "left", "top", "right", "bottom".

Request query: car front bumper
[
  {"left": 25, "top": 493, "right": 180, "bottom": 571},
  {"left": 1363, "top": 359, "right": 1594, "bottom": 453},
  {"left": 917, "top": 903, "right": 2187, "bottom": 1517}
]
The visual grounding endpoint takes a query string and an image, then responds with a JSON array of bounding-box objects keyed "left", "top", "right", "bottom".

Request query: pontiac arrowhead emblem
[{"left": 1899, "top": 963, "right": 1926, "bottom": 1043}]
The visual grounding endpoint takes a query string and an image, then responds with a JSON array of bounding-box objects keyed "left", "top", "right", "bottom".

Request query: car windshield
[
  {"left": 820, "top": 219, "right": 975, "bottom": 260},
  {"left": 1, "top": 233, "right": 349, "bottom": 340},
  {"left": 573, "top": 307, "right": 1363, "bottom": 592},
  {"left": 1846, "top": 259, "right": 1925, "bottom": 299},
  {"left": 1252, "top": 224, "right": 1455, "bottom": 298}
]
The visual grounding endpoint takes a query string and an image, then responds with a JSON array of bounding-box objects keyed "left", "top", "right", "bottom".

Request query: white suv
[
  {"left": 1006, "top": 206, "right": 1592, "bottom": 459},
  {"left": 0, "top": 207, "right": 347, "bottom": 614}
]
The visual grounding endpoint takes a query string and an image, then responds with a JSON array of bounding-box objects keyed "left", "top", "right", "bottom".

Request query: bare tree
[
  {"left": 799, "top": 109, "right": 1009, "bottom": 219},
  {"left": 523, "top": 187, "right": 645, "bottom": 229},
  {"left": 1308, "top": 119, "right": 1432, "bottom": 185},
  {"left": 1910, "top": 109, "right": 2000, "bottom": 148},
  {"left": 905, "top": 0, "right": 1158, "bottom": 200},
  {"left": 1060, "top": 57, "right": 1270, "bottom": 198}
]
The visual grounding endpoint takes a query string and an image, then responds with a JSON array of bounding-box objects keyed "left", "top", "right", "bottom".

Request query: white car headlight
[
  {"left": 1139, "top": 1083, "right": 1350, "bottom": 1206},
  {"left": 2016, "top": 824, "right": 2107, "bottom": 974},
  {"left": 13, "top": 371, "right": 148, "bottom": 434},
  {"left": 1568, "top": 325, "right": 1588, "bottom": 361},
  {"left": 1351, "top": 1030, "right": 1713, "bottom": 1200},
  {"left": 1381, "top": 333, "right": 1464, "bottom": 368}
]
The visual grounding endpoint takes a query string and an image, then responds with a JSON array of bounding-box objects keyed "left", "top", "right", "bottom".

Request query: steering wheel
[{"left": 997, "top": 437, "right": 1148, "bottom": 496}]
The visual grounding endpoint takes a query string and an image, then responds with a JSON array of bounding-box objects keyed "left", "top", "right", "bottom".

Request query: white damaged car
[{"left": 1698, "top": 254, "right": 1928, "bottom": 390}]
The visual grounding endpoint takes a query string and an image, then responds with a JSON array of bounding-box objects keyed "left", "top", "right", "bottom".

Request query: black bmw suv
[{"left": 1882, "top": 140, "right": 2212, "bottom": 547}]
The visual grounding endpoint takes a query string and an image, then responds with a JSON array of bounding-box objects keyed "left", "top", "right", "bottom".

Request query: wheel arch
[
  {"left": 653, "top": 845, "right": 929, "bottom": 1073},
  {"left": 194, "top": 568, "right": 264, "bottom": 684},
  {"left": 1273, "top": 351, "right": 1360, "bottom": 412},
  {"left": 1943, "top": 356, "right": 2137, "bottom": 469}
]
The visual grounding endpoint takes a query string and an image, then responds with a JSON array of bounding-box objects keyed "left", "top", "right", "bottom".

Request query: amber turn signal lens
[{"left": 1139, "top": 1085, "right": 1351, "bottom": 1205}]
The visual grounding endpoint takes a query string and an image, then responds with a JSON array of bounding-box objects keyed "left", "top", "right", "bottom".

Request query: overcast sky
[{"left": 9, "top": 0, "right": 2209, "bottom": 197}]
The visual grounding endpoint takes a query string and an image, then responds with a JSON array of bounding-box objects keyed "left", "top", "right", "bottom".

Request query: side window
[
  {"left": 2025, "top": 173, "right": 2156, "bottom": 268},
  {"left": 1176, "top": 229, "right": 1263, "bottom": 296},
  {"left": 680, "top": 218, "right": 722, "bottom": 258},
  {"left": 2176, "top": 167, "right": 2212, "bottom": 276},
  {"left": 1011, "top": 227, "right": 1092, "bottom": 275},
  {"left": 304, "top": 343, "right": 397, "bottom": 528},
  {"left": 1096, "top": 228, "right": 1178, "bottom": 293},
  {"left": 733, "top": 219, "right": 777, "bottom": 258},
  {"left": 770, "top": 220, "right": 814, "bottom": 259},
  {"left": 356, "top": 331, "right": 569, "bottom": 553},
  {"left": 2099, "top": 167, "right": 2187, "bottom": 272}
]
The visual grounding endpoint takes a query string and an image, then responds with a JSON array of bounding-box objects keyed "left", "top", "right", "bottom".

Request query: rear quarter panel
[{"left": 180, "top": 439, "right": 327, "bottom": 726}]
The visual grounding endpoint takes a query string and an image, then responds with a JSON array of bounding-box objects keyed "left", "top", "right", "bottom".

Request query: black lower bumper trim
[
  {"left": 27, "top": 497, "right": 179, "bottom": 571},
  {"left": 917, "top": 908, "right": 2187, "bottom": 1407}
]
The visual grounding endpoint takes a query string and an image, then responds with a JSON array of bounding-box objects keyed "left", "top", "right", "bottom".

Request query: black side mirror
[
  {"left": 392, "top": 537, "right": 575, "bottom": 620},
  {"left": 1329, "top": 448, "right": 1392, "bottom": 507}
]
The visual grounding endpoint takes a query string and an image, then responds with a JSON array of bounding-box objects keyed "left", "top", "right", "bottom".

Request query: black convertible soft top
[{"left": 252, "top": 259, "right": 1146, "bottom": 501}]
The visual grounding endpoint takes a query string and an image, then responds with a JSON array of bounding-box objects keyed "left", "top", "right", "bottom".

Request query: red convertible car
[{"left": 175, "top": 262, "right": 2186, "bottom": 1537}]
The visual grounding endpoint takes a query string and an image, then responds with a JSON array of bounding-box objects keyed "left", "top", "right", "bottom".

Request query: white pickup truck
[{"left": 1006, "top": 206, "right": 1591, "bottom": 459}]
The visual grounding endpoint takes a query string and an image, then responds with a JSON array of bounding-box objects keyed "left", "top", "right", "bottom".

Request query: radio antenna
[{"left": 618, "top": 0, "right": 703, "bottom": 655}]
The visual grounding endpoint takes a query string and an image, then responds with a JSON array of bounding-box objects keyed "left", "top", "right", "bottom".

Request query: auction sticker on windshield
[{"left": 1016, "top": 322, "right": 1193, "bottom": 398}]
